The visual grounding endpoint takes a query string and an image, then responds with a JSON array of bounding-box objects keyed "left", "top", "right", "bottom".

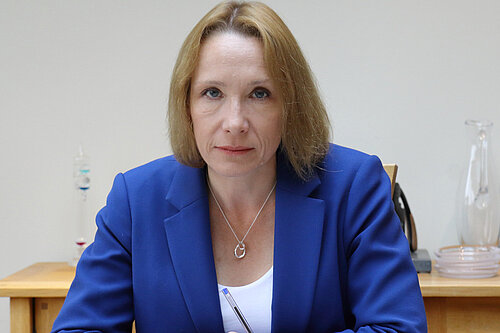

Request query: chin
[
  {"left": 208, "top": 164, "right": 257, "bottom": 178},
  {"left": 207, "top": 157, "right": 276, "bottom": 179}
]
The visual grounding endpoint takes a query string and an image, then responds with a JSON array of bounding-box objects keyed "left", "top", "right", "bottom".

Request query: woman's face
[{"left": 190, "top": 32, "right": 282, "bottom": 179}]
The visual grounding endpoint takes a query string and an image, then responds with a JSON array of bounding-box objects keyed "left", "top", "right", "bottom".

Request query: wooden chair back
[{"left": 383, "top": 164, "right": 398, "bottom": 197}]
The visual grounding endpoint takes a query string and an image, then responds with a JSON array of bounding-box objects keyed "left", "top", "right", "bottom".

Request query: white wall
[{"left": 1, "top": 0, "right": 499, "bottom": 330}]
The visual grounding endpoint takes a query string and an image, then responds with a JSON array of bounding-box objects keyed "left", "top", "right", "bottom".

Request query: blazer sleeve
[
  {"left": 51, "top": 173, "right": 134, "bottom": 333},
  {"left": 339, "top": 155, "right": 427, "bottom": 333}
]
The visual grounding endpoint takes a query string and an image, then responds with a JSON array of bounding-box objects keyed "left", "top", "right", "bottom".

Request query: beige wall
[{"left": 1, "top": 0, "right": 499, "bottom": 330}]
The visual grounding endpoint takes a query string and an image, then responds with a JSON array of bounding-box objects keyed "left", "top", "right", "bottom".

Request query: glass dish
[
  {"left": 435, "top": 245, "right": 500, "bottom": 278},
  {"left": 435, "top": 263, "right": 499, "bottom": 272},
  {"left": 436, "top": 271, "right": 497, "bottom": 279},
  {"left": 435, "top": 245, "right": 500, "bottom": 260}
]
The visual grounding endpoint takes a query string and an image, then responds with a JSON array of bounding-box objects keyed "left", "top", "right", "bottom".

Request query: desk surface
[
  {"left": 1, "top": 262, "right": 500, "bottom": 298},
  {"left": 0, "top": 262, "right": 73, "bottom": 297}
]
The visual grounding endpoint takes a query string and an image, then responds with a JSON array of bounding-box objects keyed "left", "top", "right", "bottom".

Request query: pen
[{"left": 221, "top": 288, "right": 254, "bottom": 333}]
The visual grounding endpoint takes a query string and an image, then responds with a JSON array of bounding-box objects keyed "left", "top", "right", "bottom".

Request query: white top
[{"left": 218, "top": 267, "right": 273, "bottom": 333}]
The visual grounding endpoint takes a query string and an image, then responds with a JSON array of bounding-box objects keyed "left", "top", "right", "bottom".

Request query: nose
[{"left": 222, "top": 98, "right": 249, "bottom": 134}]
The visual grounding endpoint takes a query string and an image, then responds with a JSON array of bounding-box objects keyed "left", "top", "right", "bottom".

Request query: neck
[{"left": 206, "top": 161, "right": 277, "bottom": 213}]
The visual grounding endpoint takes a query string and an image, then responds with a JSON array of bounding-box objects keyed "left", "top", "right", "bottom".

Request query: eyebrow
[
  {"left": 193, "top": 79, "right": 271, "bottom": 87},
  {"left": 249, "top": 79, "right": 272, "bottom": 86},
  {"left": 195, "top": 80, "right": 225, "bottom": 87}
]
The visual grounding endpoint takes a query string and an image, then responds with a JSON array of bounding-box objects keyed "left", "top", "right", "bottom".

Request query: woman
[{"left": 52, "top": 2, "right": 427, "bottom": 332}]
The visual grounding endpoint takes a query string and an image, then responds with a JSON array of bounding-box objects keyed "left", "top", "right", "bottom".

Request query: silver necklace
[{"left": 207, "top": 177, "right": 277, "bottom": 259}]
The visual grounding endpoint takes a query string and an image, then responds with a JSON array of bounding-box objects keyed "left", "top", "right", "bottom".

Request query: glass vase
[{"left": 457, "top": 120, "right": 500, "bottom": 246}]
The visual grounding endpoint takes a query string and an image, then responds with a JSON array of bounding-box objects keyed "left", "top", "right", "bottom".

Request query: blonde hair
[{"left": 168, "top": 1, "right": 330, "bottom": 180}]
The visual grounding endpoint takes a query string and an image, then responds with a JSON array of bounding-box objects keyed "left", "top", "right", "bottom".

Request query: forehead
[{"left": 193, "top": 32, "right": 268, "bottom": 80}]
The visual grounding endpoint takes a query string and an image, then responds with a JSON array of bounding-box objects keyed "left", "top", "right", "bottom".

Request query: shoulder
[
  {"left": 123, "top": 155, "right": 179, "bottom": 181},
  {"left": 322, "top": 143, "right": 379, "bottom": 169},
  {"left": 316, "top": 144, "right": 385, "bottom": 188},
  {"left": 118, "top": 155, "right": 182, "bottom": 196},
  {"left": 277, "top": 144, "right": 386, "bottom": 197}
]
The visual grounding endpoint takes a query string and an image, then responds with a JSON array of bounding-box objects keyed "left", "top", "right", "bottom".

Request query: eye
[
  {"left": 251, "top": 88, "right": 270, "bottom": 99},
  {"left": 203, "top": 88, "right": 222, "bottom": 99}
]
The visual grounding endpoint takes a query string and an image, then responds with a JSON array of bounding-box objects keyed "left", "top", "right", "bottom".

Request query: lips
[{"left": 216, "top": 145, "right": 254, "bottom": 154}]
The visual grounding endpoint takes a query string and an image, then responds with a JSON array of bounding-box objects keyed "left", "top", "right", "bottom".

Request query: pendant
[{"left": 234, "top": 242, "right": 246, "bottom": 259}]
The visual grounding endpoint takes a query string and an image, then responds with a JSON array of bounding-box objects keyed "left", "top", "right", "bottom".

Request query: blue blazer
[{"left": 52, "top": 144, "right": 427, "bottom": 333}]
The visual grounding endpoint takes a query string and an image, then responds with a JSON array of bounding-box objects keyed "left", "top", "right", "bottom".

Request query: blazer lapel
[
  {"left": 272, "top": 158, "right": 325, "bottom": 332},
  {"left": 163, "top": 164, "right": 224, "bottom": 333}
]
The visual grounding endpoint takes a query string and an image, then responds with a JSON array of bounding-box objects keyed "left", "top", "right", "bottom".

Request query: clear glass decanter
[{"left": 458, "top": 120, "right": 500, "bottom": 246}]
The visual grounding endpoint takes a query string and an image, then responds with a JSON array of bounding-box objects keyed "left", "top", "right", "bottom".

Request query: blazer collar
[
  {"left": 275, "top": 151, "right": 321, "bottom": 196},
  {"left": 163, "top": 155, "right": 324, "bottom": 333},
  {"left": 165, "top": 162, "right": 207, "bottom": 210},
  {"left": 163, "top": 163, "right": 224, "bottom": 332},
  {"left": 272, "top": 153, "right": 324, "bottom": 332}
]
